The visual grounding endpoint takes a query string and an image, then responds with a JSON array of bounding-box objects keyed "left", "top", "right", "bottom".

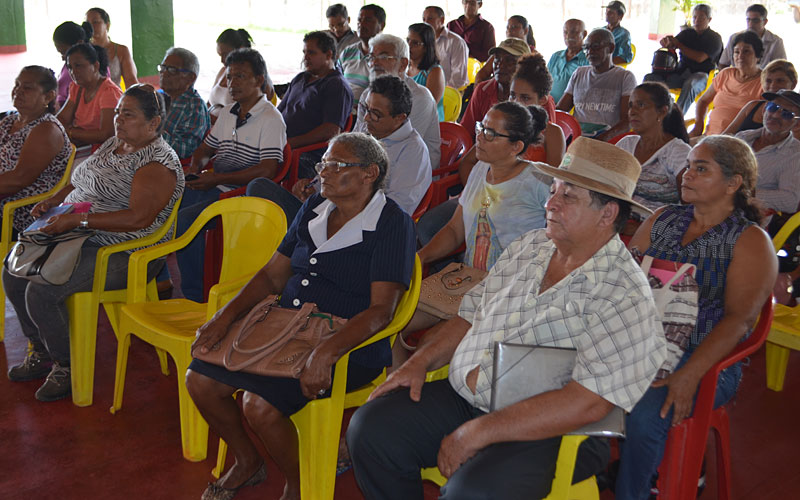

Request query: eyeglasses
[
  {"left": 406, "top": 39, "right": 424, "bottom": 48},
  {"left": 314, "top": 161, "right": 371, "bottom": 174},
  {"left": 766, "top": 101, "right": 799, "bottom": 120},
  {"left": 127, "top": 83, "right": 161, "bottom": 114},
  {"left": 582, "top": 42, "right": 608, "bottom": 52},
  {"left": 157, "top": 64, "right": 192, "bottom": 75},
  {"left": 365, "top": 54, "right": 398, "bottom": 65},
  {"left": 475, "top": 122, "right": 512, "bottom": 141}
]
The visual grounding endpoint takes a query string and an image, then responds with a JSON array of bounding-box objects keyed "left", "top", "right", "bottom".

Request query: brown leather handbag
[
  {"left": 192, "top": 295, "right": 346, "bottom": 378},
  {"left": 416, "top": 262, "right": 488, "bottom": 320}
]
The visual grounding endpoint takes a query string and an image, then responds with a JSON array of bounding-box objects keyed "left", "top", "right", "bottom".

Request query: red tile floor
[{"left": 1, "top": 288, "right": 798, "bottom": 499}]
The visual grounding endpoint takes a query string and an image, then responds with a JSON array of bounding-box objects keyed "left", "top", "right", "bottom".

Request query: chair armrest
[{"left": 205, "top": 274, "right": 254, "bottom": 320}]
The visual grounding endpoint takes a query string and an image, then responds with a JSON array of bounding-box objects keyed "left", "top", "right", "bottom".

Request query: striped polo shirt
[{"left": 204, "top": 96, "right": 286, "bottom": 174}]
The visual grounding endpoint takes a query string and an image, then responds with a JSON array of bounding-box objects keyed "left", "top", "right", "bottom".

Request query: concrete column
[
  {"left": 0, "top": 0, "right": 26, "bottom": 53},
  {"left": 649, "top": 0, "right": 678, "bottom": 40},
  {"left": 130, "top": 0, "right": 174, "bottom": 82}
]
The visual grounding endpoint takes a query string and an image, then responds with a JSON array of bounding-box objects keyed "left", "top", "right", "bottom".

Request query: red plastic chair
[
  {"left": 554, "top": 111, "right": 581, "bottom": 146},
  {"left": 656, "top": 297, "right": 774, "bottom": 500},
  {"left": 431, "top": 171, "right": 463, "bottom": 208},
  {"left": 412, "top": 184, "right": 434, "bottom": 222},
  {"left": 439, "top": 122, "right": 473, "bottom": 171},
  {"left": 609, "top": 131, "right": 634, "bottom": 145},
  {"left": 218, "top": 143, "right": 294, "bottom": 201},
  {"left": 284, "top": 115, "right": 354, "bottom": 191}
]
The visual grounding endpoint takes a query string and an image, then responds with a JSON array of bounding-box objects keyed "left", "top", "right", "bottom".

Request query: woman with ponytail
[
  {"left": 393, "top": 101, "right": 551, "bottom": 368},
  {"left": 618, "top": 135, "right": 775, "bottom": 499},
  {"left": 0, "top": 66, "right": 72, "bottom": 232},
  {"left": 615, "top": 81, "right": 691, "bottom": 214},
  {"left": 52, "top": 21, "right": 92, "bottom": 109},
  {"left": 209, "top": 28, "right": 275, "bottom": 122}
]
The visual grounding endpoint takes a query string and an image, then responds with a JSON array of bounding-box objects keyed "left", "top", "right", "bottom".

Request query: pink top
[
  {"left": 68, "top": 77, "right": 123, "bottom": 131},
  {"left": 706, "top": 68, "right": 763, "bottom": 135}
]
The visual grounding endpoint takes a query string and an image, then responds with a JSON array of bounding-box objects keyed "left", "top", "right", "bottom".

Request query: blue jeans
[
  {"left": 175, "top": 186, "right": 223, "bottom": 302},
  {"left": 245, "top": 177, "right": 302, "bottom": 225},
  {"left": 615, "top": 350, "right": 742, "bottom": 499},
  {"left": 644, "top": 69, "right": 709, "bottom": 115}
]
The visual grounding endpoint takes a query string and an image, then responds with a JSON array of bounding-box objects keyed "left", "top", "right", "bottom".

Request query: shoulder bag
[{"left": 4, "top": 229, "right": 94, "bottom": 286}]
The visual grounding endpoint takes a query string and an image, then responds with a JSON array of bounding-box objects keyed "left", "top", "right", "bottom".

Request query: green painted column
[
  {"left": 130, "top": 0, "right": 174, "bottom": 81},
  {"left": 0, "top": 0, "right": 26, "bottom": 53}
]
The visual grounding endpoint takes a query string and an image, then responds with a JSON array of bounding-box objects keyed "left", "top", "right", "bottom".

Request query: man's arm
[
  {"left": 556, "top": 93, "right": 574, "bottom": 112},
  {"left": 437, "top": 381, "right": 613, "bottom": 477},
  {"left": 596, "top": 95, "right": 631, "bottom": 142}
]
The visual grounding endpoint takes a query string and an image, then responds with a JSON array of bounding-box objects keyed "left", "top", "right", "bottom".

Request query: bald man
[{"left": 547, "top": 19, "right": 589, "bottom": 103}]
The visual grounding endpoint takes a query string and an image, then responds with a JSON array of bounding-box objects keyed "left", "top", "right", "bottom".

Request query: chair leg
[
  {"left": 213, "top": 438, "right": 228, "bottom": 479},
  {"left": 291, "top": 398, "right": 344, "bottom": 500},
  {"left": 711, "top": 410, "right": 732, "bottom": 500},
  {"left": 67, "top": 292, "right": 100, "bottom": 407},
  {"left": 0, "top": 280, "right": 6, "bottom": 342},
  {"left": 156, "top": 347, "right": 170, "bottom": 376},
  {"left": 109, "top": 331, "right": 132, "bottom": 414},
  {"left": 765, "top": 341, "right": 790, "bottom": 391},
  {"left": 174, "top": 350, "right": 209, "bottom": 462}
]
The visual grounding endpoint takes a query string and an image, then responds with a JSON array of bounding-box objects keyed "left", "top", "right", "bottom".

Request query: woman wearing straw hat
[{"left": 615, "top": 135, "right": 777, "bottom": 499}]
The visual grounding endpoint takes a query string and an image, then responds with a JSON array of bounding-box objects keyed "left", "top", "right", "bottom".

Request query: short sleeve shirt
[
  {"left": 459, "top": 79, "right": 499, "bottom": 141},
  {"left": 162, "top": 87, "right": 210, "bottom": 159},
  {"left": 276, "top": 191, "right": 416, "bottom": 367},
  {"left": 675, "top": 27, "right": 723, "bottom": 74},
  {"left": 616, "top": 135, "right": 691, "bottom": 211},
  {"left": 459, "top": 161, "right": 550, "bottom": 271},
  {"left": 547, "top": 49, "right": 590, "bottom": 104},
  {"left": 206, "top": 97, "right": 286, "bottom": 176},
  {"left": 564, "top": 65, "right": 636, "bottom": 133},
  {"left": 610, "top": 25, "right": 633, "bottom": 63},
  {"left": 278, "top": 68, "right": 353, "bottom": 138},
  {"left": 450, "top": 229, "right": 666, "bottom": 413},
  {"left": 705, "top": 68, "right": 763, "bottom": 135},
  {"left": 338, "top": 42, "right": 370, "bottom": 112},
  {"left": 447, "top": 15, "right": 496, "bottom": 62},
  {"left": 736, "top": 128, "right": 800, "bottom": 213},
  {"left": 64, "top": 136, "right": 185, "bottom": 249},
  {"left": 68, "top": 78, "right": 123, "bottom": 131}
]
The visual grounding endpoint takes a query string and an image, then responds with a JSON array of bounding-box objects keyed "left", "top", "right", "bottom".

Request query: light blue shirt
[
  {"left": 610, "top": 25, "right": 633, "bottom": 63},
  {"left": 547, "top": 49, "right": 589, "bottom": 104},
  {"left": 380, "top": 119, "right": 432, "bottom": 215}
]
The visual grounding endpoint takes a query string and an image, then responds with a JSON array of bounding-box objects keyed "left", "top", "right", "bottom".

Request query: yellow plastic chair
[
  {"left": 766, "top": 211, "right": 800, "bottom": 391},
  {"left": 442, "top": 86, "right": 463, "bottom": 122},
  {"left": 111, "top": 197, "right": 287, "bottom": 461},
  {"left": 466, "top": 57, "right": 483, "bottom": 85},
  {"left": 669, "top": 70, "right": 715, "bottom": 108},
  {"left": 1, "top": 144, "right": 76, "bottom": 341},
  {"left": 212, "top": 256, "right": 422, "bottom": 500},
  {"left": 618, "top": 43, "right": 635, "bottom": 69},
  {"left": 67, "top": 195, "right": 182, "bottom": 407}
]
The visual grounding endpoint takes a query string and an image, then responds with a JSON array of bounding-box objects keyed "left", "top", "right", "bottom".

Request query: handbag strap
[{"left": 640, "top": 255, "right": 696, "bottom": 286}]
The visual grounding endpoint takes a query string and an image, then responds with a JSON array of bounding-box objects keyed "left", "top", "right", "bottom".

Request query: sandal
[{"left": 201, "top": 463, "right": 266, "bottom": 500}]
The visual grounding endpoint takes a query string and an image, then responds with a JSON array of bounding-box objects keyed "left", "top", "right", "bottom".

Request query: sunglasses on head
[{"left": 127, "top": 83, "right": 161, "bottom": 114}]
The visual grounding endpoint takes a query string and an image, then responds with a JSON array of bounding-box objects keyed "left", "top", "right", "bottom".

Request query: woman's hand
[
  {"left": 651, "top": 365, "right": 703, "bottom": 425},
  {"left": 299, "top": 345, "right": 336, "bottom": 399},
  {"left": 30, "top": 198, "right": 57, "bottom": 218},
  {"left": 368, "top": 354, "right": 428, "bottom": 402},
  {"left": 291, "top": 178, "right": 318, "bottom": 203},
  {"left": 192, "top": 312, "right": 234, "bottom": 354},
  {"left": 39, "top": 213, "right": 80, "bottom": 235},
  {"left": 186, "top": 170, "right": 219, "bottom": 191}
]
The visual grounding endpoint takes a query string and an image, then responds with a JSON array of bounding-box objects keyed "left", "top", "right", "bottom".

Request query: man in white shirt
[
  {"left": 557, "top": 28, "right": 636, "bottom": 141},
  {"left": 363, "top": 76, "right": 432, "bottom": 215},
  {"left": 718, "top": 4, "right": 786, "bottom": 70},
  {"left": 423, "top": 6, "right": 469, "bottom": 89},
  {"left": 347, "top": 137, "right": 665, "bottom": 499},
  {"left": 354, "top": 33, "right": 442, "bottom": 169}
]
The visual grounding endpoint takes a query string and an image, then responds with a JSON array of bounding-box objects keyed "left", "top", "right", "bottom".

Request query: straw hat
[{"left": 535, "top": 137, "right": 652, "bottom": 214}]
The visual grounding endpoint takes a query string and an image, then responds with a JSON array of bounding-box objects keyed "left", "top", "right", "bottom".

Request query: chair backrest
[
  {"left": 554, "top": 111, "right": 581, "bottom": 146},
  {"left": 467, "top": 58, "right": 482, "bottom": 84},
  {"left": 609, "top": 131, "right": 634, "bottom": 145},
  {"left": 412, "top": 184, "right": 434, "bottom": 222},
  {"left": 219, "top": 143, "right": 294, "bottom": 201},
  {"left": 442, "top": 86, "right": 462, "bottom": 122},
  {"left": 439, "top": 122, "right": 473, "bottom": 170},
  {"left": 431, "top": 173, "right": 462, "bottom": 208}
]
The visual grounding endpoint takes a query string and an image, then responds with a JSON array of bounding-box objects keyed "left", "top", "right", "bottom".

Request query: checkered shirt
[
  {"left": 449, "top": 229, "right": 666, "bottom": 413},
  {"left": 162, "top": 87, "right": 210, "bottom": 159}
]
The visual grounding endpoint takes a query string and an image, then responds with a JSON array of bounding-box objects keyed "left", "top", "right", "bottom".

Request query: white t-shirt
[
  {"left": 565, "top": 65, "right": 636, "bottom": 135},
  {"left": 458, "top": 161, "right": 550, "bottom": 271},
  {"left": 616, "top": 135, "right": 691, "bottom": 212}
]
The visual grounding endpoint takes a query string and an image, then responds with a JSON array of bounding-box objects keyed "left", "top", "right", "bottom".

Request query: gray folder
[{"left": 490, "top": 342, "right": 626, "bottom": 438}]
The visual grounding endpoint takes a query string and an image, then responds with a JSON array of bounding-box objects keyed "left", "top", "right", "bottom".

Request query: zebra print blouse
[{"left": 64, "top": 136, "right": 185, "bottom": 250}]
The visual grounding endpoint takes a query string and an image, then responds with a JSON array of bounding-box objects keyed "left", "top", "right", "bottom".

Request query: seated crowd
[{"left": 2, "top": 2, "right": 797, "bottom": 500}]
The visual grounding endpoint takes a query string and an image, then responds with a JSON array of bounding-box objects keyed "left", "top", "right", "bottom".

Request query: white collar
[{"left": 308, "top": 190, "right": 387, "bottom": 254}]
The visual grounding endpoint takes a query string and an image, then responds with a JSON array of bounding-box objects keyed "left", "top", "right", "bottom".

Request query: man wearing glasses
[
  {"left": 557, "top": 28, "right": 636, "bottom": 141},
  {"left": 718, "top": 4, "right": 786, "bottom": 70},
  {"left": 447, "top": 0, "right": 496, "bottom": 62},
  {"left": 354, "top": 33, "right": 441, "bottom": 169},
  {"left": 158, "top": 47, "right": 209, "bottom": 160}
]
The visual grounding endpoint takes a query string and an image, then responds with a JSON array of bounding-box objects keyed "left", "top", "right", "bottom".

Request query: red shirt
[
  {"left": 460, "top": 79, "right": 499, "bottom": 140},
  {"left": 447, "top": 15, "right": 496, "bottom": 62}
]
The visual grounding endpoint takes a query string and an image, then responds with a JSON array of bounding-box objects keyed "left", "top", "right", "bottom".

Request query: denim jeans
[
  {"left": 245, "top": 177, "right": 303, "bottom": 225},
  {"left": 3, "top": 242, "right": 163, "bottom": 365},
  {"left": 615, "top": 350, "right": 742, "bottom": 499},
  {"left": 175, "top": 186, "right": 223, "bottom": 302}
]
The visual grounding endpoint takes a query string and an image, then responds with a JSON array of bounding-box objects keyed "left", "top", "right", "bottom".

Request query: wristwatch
[{"left": 79, "top": 212, "right": 89, "bottom": 229}]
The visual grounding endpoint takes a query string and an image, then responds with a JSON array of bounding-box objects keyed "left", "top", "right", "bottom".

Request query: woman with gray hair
[
  {"left": 187, "top": 132, "right": 416, "bottom": 500},
  {"left": 617, "top": 135, "right": 776, "bottom": 498}
]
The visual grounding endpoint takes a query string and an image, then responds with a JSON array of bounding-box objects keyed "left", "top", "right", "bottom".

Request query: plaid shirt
[
  {"left": 162, "top": 87, "right": 210, "bottom": 159},
  {"left": 450, "top": 229, "right": 666, "bottom": 413}
]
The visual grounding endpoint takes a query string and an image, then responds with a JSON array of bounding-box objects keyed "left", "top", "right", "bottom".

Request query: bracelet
[{"left": 79, "top": 212, "right": 89, "bottom": 229}]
